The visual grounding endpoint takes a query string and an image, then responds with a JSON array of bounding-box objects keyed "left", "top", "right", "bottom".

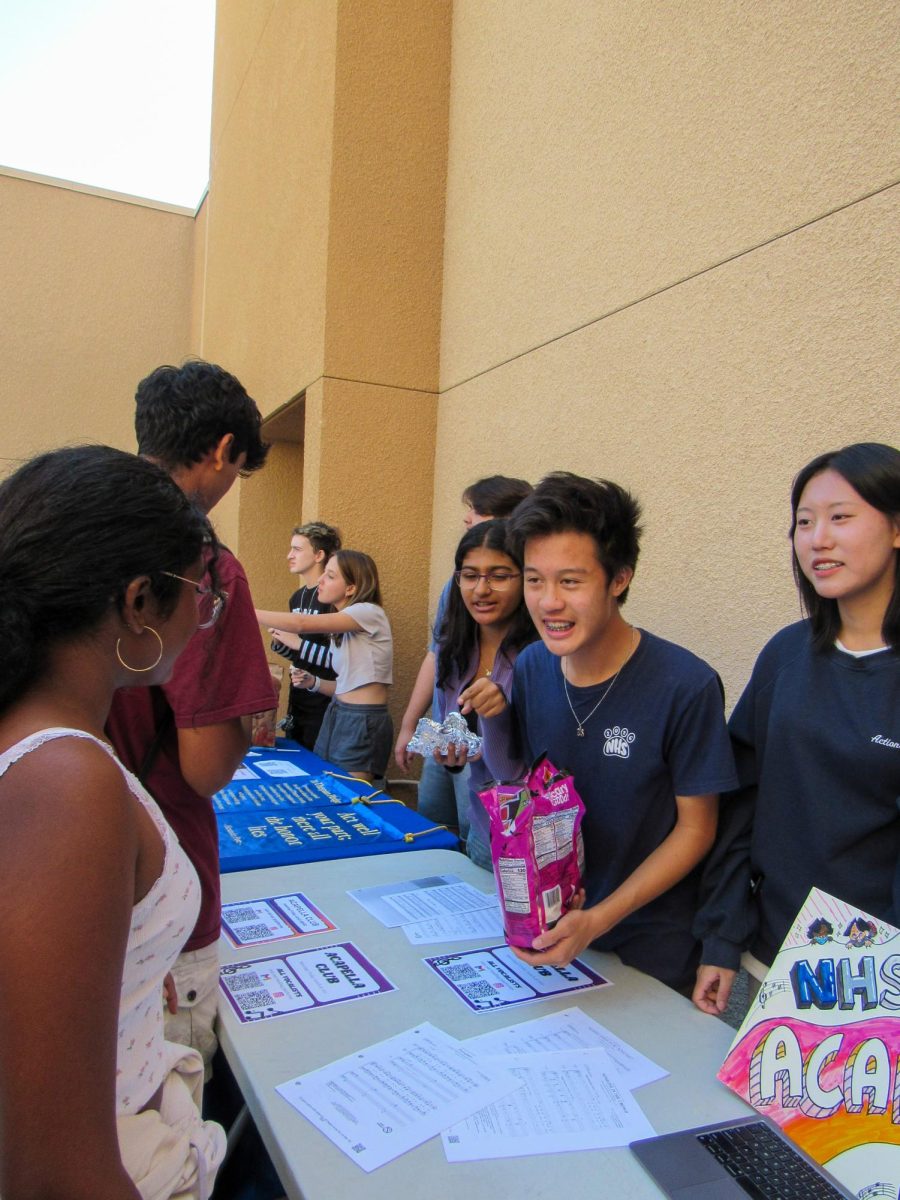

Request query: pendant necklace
[
  {"left": 562, "top": 626, "right": 637, "bottom": 737},
  {"left": 476, "top": 639, "right": 497, "bottom": 679}
]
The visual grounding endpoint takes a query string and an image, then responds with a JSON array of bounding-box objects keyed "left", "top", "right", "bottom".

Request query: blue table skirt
[{"left": 215, "top": 739, "right": 459, "bottom": 872}]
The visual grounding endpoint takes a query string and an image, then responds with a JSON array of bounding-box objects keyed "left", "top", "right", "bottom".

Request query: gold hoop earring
[{"left": 116, "top": 625, "right": 164, "bottom": 673}]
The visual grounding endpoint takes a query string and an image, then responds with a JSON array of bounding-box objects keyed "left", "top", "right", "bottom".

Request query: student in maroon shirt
[{"left": 107, "top": 360, "right": 277, "bottom": 1069}]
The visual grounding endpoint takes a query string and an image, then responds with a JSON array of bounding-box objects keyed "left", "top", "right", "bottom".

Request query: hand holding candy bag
[{"left": 479, "top": 755, "right": 585, "bottom": 948}]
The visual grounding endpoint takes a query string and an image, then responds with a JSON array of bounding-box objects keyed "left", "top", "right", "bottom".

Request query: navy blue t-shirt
[
  {"left": 512, "top": 629, "right": 737, "bottom": 989},
  {"left": 696, "top": 621, "right": 900, "bottom": 970}
]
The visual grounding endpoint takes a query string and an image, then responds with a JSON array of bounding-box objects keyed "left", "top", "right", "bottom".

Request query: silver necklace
[{"left": 562, "top": 627, "right": 636, "bottom": 737}]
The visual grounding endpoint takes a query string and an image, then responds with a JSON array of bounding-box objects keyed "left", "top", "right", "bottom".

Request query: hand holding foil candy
[{"left": 406, "top": 712, "right": 482, "bottom": 757}]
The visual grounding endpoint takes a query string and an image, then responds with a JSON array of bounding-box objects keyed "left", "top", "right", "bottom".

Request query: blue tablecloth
[{"left": 215, "top": 739, "right": 459, "bottom": 872}]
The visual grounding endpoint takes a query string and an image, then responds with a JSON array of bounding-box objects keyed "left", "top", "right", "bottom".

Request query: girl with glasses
[
  {"left": 431, "top": 519, "right": 538, "bottom": 867},
  {"left": 257, "top": 549, "right": 393, "bottom": 784},
  {"left": 0, "top": 446, "right": 225, "bottom": 1199}
]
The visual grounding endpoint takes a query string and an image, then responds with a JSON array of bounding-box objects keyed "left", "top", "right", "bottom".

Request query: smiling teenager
[
  {"left": 693, "top": 442, "right": 900, "bottom": 1015},
  {"left": 393, "top": 475, "right": 533, "bottom": 839},
  {"left": 431, "top": 519, "right": 538, "bottom": 867},
  {"left": 268, "top": 522, "right": 342, "bottom": 750},
  {"left": 496, "top": 472, "right": 738, "bottom": 994},
  {"left": 257, "top": 550, "right": 393, "bottom": 784}
]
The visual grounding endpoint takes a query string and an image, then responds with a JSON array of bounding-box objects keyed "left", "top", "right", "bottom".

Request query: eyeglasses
[
  {"left": 454, "top": 570, "right": 522, "bottom": 591},
  {"left": 163, "top": 571, "right": 227, "bottom": 629}
]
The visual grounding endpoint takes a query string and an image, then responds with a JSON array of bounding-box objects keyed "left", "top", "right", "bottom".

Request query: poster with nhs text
[{"left": 719, "top": 888, "right": 900, "bottom": 1199}]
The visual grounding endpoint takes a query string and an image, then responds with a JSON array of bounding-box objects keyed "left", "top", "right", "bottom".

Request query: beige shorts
[
  {"left": 118, "top": 1045, "right": 225, "bottom": 1200},
  {"left": 164, "top": 944, "right": 220, "bottom": 1075}
]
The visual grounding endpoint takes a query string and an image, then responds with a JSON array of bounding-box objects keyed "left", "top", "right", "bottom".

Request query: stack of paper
[{"left": 277, "top": 1006, "right": 667, "bottom": 1171}]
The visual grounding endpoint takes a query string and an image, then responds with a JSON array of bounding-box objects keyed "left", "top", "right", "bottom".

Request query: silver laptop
[{"left": 630, "top": 1113, "right": 856, "bottom": 1199}]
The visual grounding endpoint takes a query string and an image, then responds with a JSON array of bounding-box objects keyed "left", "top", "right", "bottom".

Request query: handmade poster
[
  {"left": 219, "top": 941, "right": 394, "bottom": 1022},
  {"left": 220, "top": 891, "right": 336, "bottom": 947},
  {"left": 718, "top": 888, "right": 900, "bottom": 1198},
  {"left": 424, "top": 943, "right": 610, "bottom": 1013}
]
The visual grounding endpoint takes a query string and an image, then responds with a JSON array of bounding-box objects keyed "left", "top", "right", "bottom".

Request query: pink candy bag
[{"left": 478, "top": 755, "right": 585, "bottom": 949}]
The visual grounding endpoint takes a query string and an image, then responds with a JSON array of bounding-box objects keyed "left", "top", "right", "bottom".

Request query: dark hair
[
  {"left": 435, "top": 519, "right": 538, "bottom": 688},
  {"left": 293, "top": 521, "right": 342, "bottom": 560},
  {"left": 0, "top": 445, "right": 212, "bottom": 714},
  {"left": 507, "top": 471, "right": 642, "bottom": 603},
  {"left": 135, "top": 360, "right": 269, "bottom": 473},
  {"left": 806, "top": 918, "right": 833, "bottom": 938},
  {"left": 462, "top": 475, "right": 533, "bottom": 519},
  {"left": 789, "top": 442, "right": 900, "bottom": 652},
  {"left": 332, "top": 550, "right": 382, "bottom": 607},
  {"left": 843, "top": 917, "right": 876, "bottom": 938}
]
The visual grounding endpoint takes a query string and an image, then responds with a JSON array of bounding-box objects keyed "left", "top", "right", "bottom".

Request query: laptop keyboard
[{"left": 697, "top": 1121, "right": 846, "bottom": 1199}]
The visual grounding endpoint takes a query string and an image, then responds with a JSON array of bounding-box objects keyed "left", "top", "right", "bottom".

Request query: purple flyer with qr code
[
  {"left": 220, "top": 891, "right": 336, "bottom": 947},
  {"left": 424, "top": 944, "right": 611, "bottom": 1013},
  {"left": 219, "top": 941, "right": 395, "bottom": 1023}
]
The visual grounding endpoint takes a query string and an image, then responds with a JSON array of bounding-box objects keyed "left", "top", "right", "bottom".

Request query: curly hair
[{"left": 135, "top": 359, "right": 268, "bottom": 473}]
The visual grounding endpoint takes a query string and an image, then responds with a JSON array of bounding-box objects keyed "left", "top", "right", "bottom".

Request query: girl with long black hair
[
  {"left": 432, "top": 518, "right": 538, "bottom": 867},
  {"left": 694, "top": 442, "right": 900, "bottom": 1015}
]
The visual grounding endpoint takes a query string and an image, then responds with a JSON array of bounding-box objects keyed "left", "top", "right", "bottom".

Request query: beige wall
[
  {"left": 200, "top": 0, "right": 452, "bottom": 734},
  {"left": 324, "top": 0, "right": 451, "bottom": 393},
  {"left": 300, "top": 376, "right": 438, "bottom": 704},
  {"left": 4, "top": 0, "right": 896, "bottom": 729},
  {"left": 200, "top": 0, "right": 337, "bottom": 402},
  {"left": 0, "top": 169, "right": 195, "bottom": 473},
  {"left": 434, "top": 0, "right": 900, "bottom": 707}
]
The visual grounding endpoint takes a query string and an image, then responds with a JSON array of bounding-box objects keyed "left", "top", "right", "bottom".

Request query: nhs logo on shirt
[{"left": 603, "top": 726, "right": 635, "bottom": 758}]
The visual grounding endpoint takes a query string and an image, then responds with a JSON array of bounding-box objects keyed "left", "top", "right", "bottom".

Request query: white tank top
[{"left": 0, "top": 727, "right": 201, "bottom": 1114}]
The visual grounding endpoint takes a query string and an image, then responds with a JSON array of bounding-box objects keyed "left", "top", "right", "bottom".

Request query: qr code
[
  {"left": 226, "top": 971, "right": 265, "bottom": 993},
  {"left": 447, "top": 1135, "right": 460, "bottom": 1144},
  {"left": 234, "top": 923, "right": 275, "bottom": 942},
  {"left": 233, "top": 988, "right": 275, "bottom": 1010},
  {"left": 225, "top": 905, "right": 263, "bottom": 923},
  {"left": 351, "top": 1143, "right": 365, "bottom": 1154},
  {"left": 460, "top": 979, "right": 497, "bottom": 1000},
  {"left": 442, "top": 962, "right": 479, "bottom": 983}
]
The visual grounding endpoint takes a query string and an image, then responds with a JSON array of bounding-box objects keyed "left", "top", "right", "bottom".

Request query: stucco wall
[
  {"left": 435, "top": 0, "right": 900, "bottom": 707},
  {"left": 0, "top": 170, "right": 195, "bottom": 474},
  {"left": 300, "top": 375, "right": 438, "bottom": 723},
  {"left": 200, "top": 0, "right": 337, "bottom": 403},
  {"left": 6, "top": 0, "right": 894, "bottom": 731},
  {"left": 200, "top": 0, "right": 451, "bottom": 736}
]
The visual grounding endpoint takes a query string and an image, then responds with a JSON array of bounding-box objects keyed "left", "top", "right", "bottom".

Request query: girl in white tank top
[{"left": 0, "top": 447, "right": 225, "bottom": 1199}]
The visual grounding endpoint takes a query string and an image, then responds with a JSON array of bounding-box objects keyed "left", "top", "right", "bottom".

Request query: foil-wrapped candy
[{"left": 406, "top": 711, "right": 482, "bottom": 758}]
